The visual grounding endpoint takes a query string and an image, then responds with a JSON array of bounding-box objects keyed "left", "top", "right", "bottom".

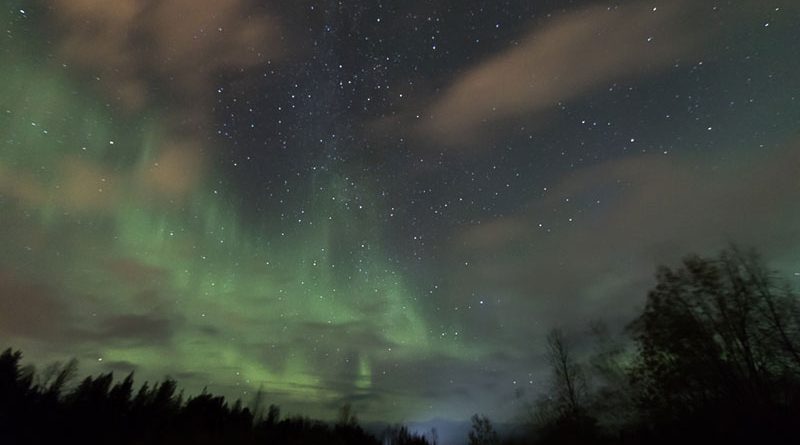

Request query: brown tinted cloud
[
  {"left": 417, "top": 1, "right": 709, "bottom": 146},
  {"left": 451, "top": 140, "right": 800, "bottom": 337},
  {"left": 52, "top": 0, "right": 282, "bottom": 112},
  {"left": 49, "top": 0, "right": 284, "bottom": 197},
  {"left": 0, "top": 270, "right": 68, "bottom": 340},
  {"left": 0, "top": 157, "right": 118, "bottom": 213}
]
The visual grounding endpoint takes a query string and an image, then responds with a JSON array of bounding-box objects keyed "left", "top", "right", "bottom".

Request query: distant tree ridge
[{"left": 0, "top": 348, "right": 431, "bottom": 445}]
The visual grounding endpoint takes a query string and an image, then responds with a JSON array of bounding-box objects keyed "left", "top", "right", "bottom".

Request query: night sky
[{"left": 1, "top": 0, "right": 799, "bottom": 424}]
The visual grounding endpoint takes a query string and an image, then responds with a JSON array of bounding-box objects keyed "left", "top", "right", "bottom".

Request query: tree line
[
  {"left": 2, "top": 246, "right": 799, "bottom": 444},
  {"left": 0, "top": 346, "right": 430, "bottom": 445},
  {"left": 514, "top": 246, "right": 800, "bottom": 445}
]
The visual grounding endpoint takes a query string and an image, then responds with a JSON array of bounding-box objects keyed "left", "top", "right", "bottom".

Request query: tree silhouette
[
  {"left": 531, "top": 329, "right": 599, "bottom": 444},
  {"left": 0, "top": 347, "right": 424, "bottom": 445},
  {"left": 381, "top": 424, "right": 430, "bottom": 445},
  {"left": 545, "top": 329, "right": 587, "bottom": 421},
  {"left": 628, "top": 246, "right": 800, "bottom": 442},
  {"left": 467, "top": 414, "right": 499, "bottom": 445},
  {"left": 585, "top": 321, "right": 637, "bottom": 434},
  {"left": 336, "top": 402, "right": 359, "bottom": 427}
]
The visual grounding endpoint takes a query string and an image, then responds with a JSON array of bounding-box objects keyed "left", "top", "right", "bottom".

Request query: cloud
[
  {"left": 105, "top": 258, "right": 170, "bottom": 287},
  {"left": 451, "top": 141, "right": 800, "bottom": 337},
  {"left": 0, "top": 146, "right": 202, "bottom": 214},
  {"left": 51, "top": 0, "right": 283, "bottom": 112},
  {"left": 0, "top": 157, "right": 119, "bottom": 213},
  {"left": 0, "top": 270, "right": 70, "bottom": 340},
  {"left": 0, "top": 266, "right": 178, "bottom": 348},
  {"left": 101, "top": 359, "right": 140, "bottom": 374},
  {"left": 48, "top": 0, "right": 285, "bottom": 198},
  {"left": 415, "top": 0, "right": 710, "bottom": 147},
  {"left": 64, "top": 311, "right": 180, "bottom": 349},
  {"left": 364, "top": 352, "right": 532, "bottom": 421},
  {"left": 136, "top": 137, "right": 209, "bottom": 200},
  {"left": 4, "top": 1, "right": 287, "bottom": 215},
  {"left": 90, "top": 313, "right": 177, "bottom": 344}
]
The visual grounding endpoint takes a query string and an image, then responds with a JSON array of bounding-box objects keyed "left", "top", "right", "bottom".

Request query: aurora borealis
[{"left": 1, "top": 0, "right": 799, "bottom": 425}]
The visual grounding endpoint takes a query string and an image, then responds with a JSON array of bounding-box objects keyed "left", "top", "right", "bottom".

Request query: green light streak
[{"left": 0, "top": 8, "right": 480, "bottom": 420}]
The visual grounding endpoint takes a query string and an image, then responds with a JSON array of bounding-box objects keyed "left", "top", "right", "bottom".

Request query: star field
[{"left": 1, "top": 0, "right": 799, "bottom": 423}]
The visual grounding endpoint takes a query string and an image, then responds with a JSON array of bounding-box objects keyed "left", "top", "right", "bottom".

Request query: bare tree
[
  {"left": 546, "top": 329, "right": 587, "bottom": 420},
  {"left": 468, "top": 414, "right": 499, "bottom": 445},
  {"left": 629, "top": 245, "right": 800, "bottom": 422},
  {"left": 337, "top": 402, "right": 358, "bottom": 427}
]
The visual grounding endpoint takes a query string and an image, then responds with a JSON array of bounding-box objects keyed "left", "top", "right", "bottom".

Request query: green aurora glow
[
  {"left": 0, "top": 7, "right": 481, "bottom": 421},
  {"left": 3, "top": 1, "right": 799, "bottom": 425}
]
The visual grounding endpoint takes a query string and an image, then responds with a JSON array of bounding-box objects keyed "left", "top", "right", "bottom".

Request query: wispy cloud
[
  {"left": 52, "top": 0, "right": 283, "bottom": 112},
  {"left": 451, "top": 140, "right": 800, "bottom": 338},
  {"left": 416, "top": 1, "right": 710, "bottom": 147},
  {"left": 48, "top": 0, "right": 285, "bottom": 198}
]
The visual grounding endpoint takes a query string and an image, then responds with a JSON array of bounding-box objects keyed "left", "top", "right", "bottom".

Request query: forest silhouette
[{"left": 2, "top": 246, "right": 799, "bottom": 444}]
